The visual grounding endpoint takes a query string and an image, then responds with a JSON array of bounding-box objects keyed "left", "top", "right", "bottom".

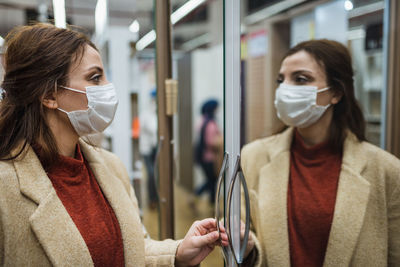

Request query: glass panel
[
  {"left": 173, "top": 0, "right": 225, "bottom": 265},
  {"left": 239, "top": 1, "right": 389, "bottom": 267},
  {"left": 135, "top": 0, "right": 160, "bottom": 246},
  {"left": 138, "top": 1, "right": 225, "bottom": 266}
]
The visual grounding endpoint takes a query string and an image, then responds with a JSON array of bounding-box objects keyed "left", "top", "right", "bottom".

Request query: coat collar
[
  {"left": 257, "top": 128, "right": 293, "bottom": 267},
  {"left": 13, "top": 141, "right": 144, "bottom": 266},
  {"left": 323, "top": 133, "right": 370, "bottom": 266},
  {"left": 13, "top": 144, "right": 94, "bottom": 266},
  {"left": 79, "top": 140, "right": 145, "bottom": 266},
  {"left": 257, "top": 128, "right": 370, "bottom": 267}
]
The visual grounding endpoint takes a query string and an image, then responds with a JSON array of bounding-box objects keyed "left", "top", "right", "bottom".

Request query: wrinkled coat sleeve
[
  {"left": 108, "top": 151, "right": 181, "bottom": 267},
  {"left": 127, "top": 185, "right": 181, "bottom": 267}
]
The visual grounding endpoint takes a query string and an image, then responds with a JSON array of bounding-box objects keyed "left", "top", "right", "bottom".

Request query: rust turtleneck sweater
[
  {"left": 287, "top": 130, "right": 342, "bottom": 267},
  {"left": 35, "top": 144, "right": 124, "bottom": 267}
]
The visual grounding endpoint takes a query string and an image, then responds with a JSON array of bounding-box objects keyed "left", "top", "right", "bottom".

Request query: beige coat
[
  {"left": 0, "top": 140, "right": 180, "bottom": 266},
  {"left": 241, "top": 127, "right": 400, "bottom": 267}
]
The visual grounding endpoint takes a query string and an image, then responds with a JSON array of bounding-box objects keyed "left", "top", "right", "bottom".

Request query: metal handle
[
  {"left": 165, "top": 79, "right": 178, "bottom": 116},
  {"left": 226, "top": 155, "right": 251, "bottom": 265},
  {"left": 215, "top": 152, "right": 230, "bottom": 262}
]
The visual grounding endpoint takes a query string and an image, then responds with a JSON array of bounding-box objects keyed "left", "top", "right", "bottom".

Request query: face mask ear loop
[
  {"left": 55, "top": 80, "right": 67, "bottom": 112},
  {"left": 317, "top": 87, "right": 330, "bottom": 93},
  {"left": 60, "top": 86, "right": 87, "bottom": 94},
  {"left": 57, "top": 107, "right": 68, "bottom": 114}
]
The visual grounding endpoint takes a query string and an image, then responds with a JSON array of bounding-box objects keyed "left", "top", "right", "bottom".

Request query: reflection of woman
[
  {"left": 241, "top": 40, "right": 400, "bottom": 266},
  {"left": 195, "top": 99, "right": 223, "bottom": 204},
  {"left": 0, "top": 24, "right": 227, "bottom": 266}
]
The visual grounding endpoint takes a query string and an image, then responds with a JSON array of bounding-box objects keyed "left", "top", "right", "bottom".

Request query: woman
[
  {"left": 241, "top": 39, "right": 400, "bottom": 266},
  {"left": 0, "top": 23, "right": 227, "bottom": 266},
  {"left": 195, "top": 99, "right": 223, "bottom": 204}
]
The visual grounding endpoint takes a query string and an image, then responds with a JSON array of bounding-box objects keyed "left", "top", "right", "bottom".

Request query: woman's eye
[
  {"left": 90, "top": 74, "right": 102, "bottom": 83},
  {"left": 276, "top": 78, "right": 283, "bottom": 84},
  {"left": 295, "top": 76, "right": 309, "bottom": 84}
]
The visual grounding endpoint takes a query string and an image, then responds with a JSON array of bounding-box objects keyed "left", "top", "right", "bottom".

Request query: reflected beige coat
[
  {"left": 0, "top": 140, "right": 180, "bottom": 266},
  {"left": 241, "top": 127, "right": 400, "bottom": 267}
]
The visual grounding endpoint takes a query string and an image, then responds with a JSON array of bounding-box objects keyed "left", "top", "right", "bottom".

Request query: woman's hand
[{"left": 175, "top": 218, "right": 228, "bottom": 267}]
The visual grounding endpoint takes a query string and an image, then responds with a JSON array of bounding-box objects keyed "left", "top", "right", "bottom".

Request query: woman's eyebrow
[
  {"left": 291, "top": 69, "right": 313, "bottom": 75},
  {"left": 86, "top": 66, "right": 104, "bottom": 73}
]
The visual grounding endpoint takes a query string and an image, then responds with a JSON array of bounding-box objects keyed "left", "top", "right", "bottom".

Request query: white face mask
[
  {"left": 58, "top": 83, "right": 118, "bottom": 136},
  {"left": 274, "top": 83, "right": 331, "bottom": 128}
]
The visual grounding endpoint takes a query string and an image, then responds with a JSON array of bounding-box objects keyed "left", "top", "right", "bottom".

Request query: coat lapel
[
  {"left": 80, "top": 141, "right": 145, "bottom": 266},
  {"left": 258, "top": 152, "right": 291, "bottom": 267},
  {"left": 256, "top": 129, "right": 370, "bottom": 267},
  {"left": 323, "top": 134, "right": 370, "bottom": 267},
  {"left": 258, "top": 128, "right": 293, "bottom": 267},
  {"left": 14, "top": 146, "right": 93, "bottom": 267}
]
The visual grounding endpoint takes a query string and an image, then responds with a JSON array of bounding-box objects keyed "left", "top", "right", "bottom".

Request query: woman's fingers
[
  {"left": 192, "top": 231, "right": 219, "bottom": 247},
  {"left": 219, "top": 232, "right": 229, "bottom": 246}
]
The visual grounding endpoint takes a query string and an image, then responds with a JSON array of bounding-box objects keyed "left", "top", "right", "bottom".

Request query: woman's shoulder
[
  {"left": 240, "top": 128, "right": 293, "bottom": 188},
  {"left": 344, "top": 136, "right": 400, "bottom": 195},
  {"left": 241, "top": 128, "right": 292, "bottom": 162},
  {"left": 0, "top": 160, "right": 17, "bottom": 183},
  {"left": 358, "top": 141, "right": 400, "bottom": 175},
  {"left": 0, "top": 158, "right": 29, "bottom": 201},
  {"left": 359, "top": 142, "right": 400, "bottom": 207},
  {"left": 242, "top": 135, "right": 279, "bottom": 154}
]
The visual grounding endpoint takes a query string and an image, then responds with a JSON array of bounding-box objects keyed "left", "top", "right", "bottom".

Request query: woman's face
[
  {"left": 57, "top": 44, "right": 109, "bottom": 112},
  {"left": 277, "top": 50, "right": 336, "bottom": 106}
]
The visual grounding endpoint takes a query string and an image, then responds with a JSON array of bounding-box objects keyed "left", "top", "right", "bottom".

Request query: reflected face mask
[
  {"left": 58, "top": 83, "right": 119, "bottom": 136},
  {"left": 274, "top": 83, "right": 331, "bottom": 128}
]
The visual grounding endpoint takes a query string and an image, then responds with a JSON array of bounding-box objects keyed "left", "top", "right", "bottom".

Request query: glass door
[
  {"left": 140, "top": 0, "right": 226, "bottom": 266},
  {"left": 216, "top": 1, "right": 251, "bottom": 266}
]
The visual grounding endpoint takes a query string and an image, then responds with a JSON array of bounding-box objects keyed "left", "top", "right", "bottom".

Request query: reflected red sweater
[
  {"left": 287, "top": 131, "right": 342, "bottom": 267},
  {"left": 35, "top": 145, "right": 124, "bottom": 267}
]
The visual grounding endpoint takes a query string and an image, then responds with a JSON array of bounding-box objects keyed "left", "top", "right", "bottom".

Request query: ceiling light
[
  {"left": 136, "top": 0, "right": 206, "bottom": 51},
  {"left": 344, "top": 0, "right": 354, "bottom": 11},
  {"left": 245, "top": 0, "right": 306, "bottom": 25},
  {"left": 136, "top": 30, "right": 156, "bottom": 51},
  {"left": 182, "top": 33, "right": 210, "bottom": 51},
  {"left": 171, "top": 0, "right": 206, "bottom": 25},
  {"left": 129, "top": 20, "right": 140, "bottom": 33},
  {"left": 348, "top": 1, "right": 384, "bottom": 18},
  {"left": 95, "top": 0, "right": 108, "bottom": 37},
  {"left": 52, "top": 0, "right": 66, "bottom": 28}
]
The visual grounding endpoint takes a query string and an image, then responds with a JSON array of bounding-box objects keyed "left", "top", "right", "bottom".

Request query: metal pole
[
  {"left": 155, "top": 0, "right": 175, "bottom": 239},
  {"left": 224, "top": 0, "right": 241, "bottom": 265}
]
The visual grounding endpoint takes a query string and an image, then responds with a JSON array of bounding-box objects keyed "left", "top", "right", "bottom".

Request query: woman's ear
[
  {"left": 331, "top": 89, "right": 343, "bottom": 105},
  {"left": 41, "top": 92, "right": 59, "bottom": 109}
]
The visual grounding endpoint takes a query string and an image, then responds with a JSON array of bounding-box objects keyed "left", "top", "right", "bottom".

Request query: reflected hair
[
  {"left": 201, "top": 99, "right": 219, "bottom": 119},
  {"left": 0, "top": 23, "right": 97, "bottom": 167},
  {"left": 283, "top": 39, "right": 366, "bottom": 149}
]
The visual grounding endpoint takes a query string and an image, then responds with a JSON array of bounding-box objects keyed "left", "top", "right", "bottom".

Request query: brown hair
[
  {"left": 0, "top": 23, "right": 97, "bottom": 167},
  {"left": 283, "top": 39, "right": 366, "bottom": 149}
]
